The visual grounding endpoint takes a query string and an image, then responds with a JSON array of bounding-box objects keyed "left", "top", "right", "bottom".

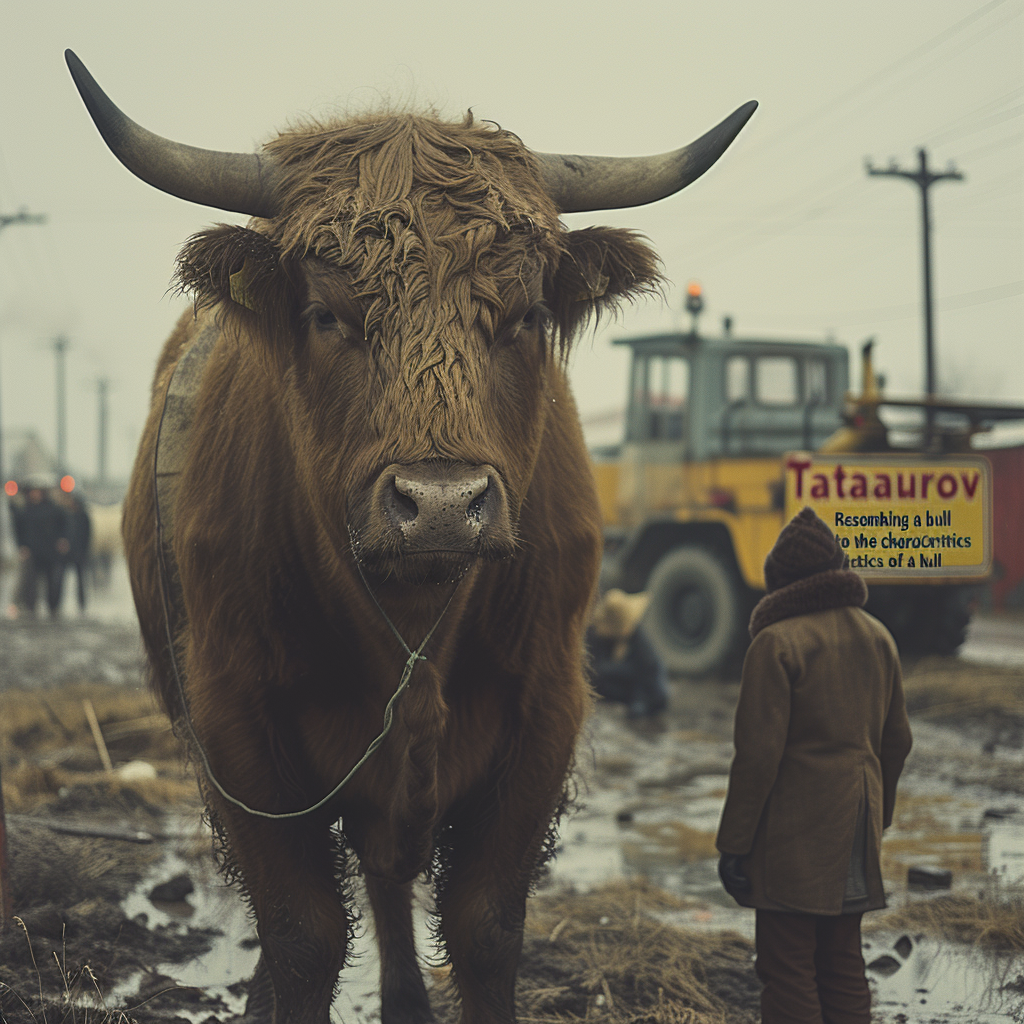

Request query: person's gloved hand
[{"left": 718, "top": 853, "right": 751, "bottom": 894}]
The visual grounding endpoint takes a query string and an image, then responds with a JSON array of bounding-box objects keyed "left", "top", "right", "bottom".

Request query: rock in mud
[
  {"left": 907, "top": 864, "right": 953, "bottom": 889},
  {"left": 866, "top": 953, "right": 902, "bottom": 976},
  {"left": 150, "top": 872, "right": 195, "bottom": 903}
]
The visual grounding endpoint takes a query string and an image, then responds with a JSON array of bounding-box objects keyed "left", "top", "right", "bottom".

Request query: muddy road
[{"left": 1, "top": 565, "right": 1022, "bottom": 1023}]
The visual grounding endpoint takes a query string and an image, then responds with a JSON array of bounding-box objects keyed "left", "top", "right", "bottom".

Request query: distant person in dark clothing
[
  {"left": 12, "top": 485, "right": 69, "bottom": 616},
  {"left": 587, "top": 588, "right": 668, "bottom": 719},
  {"left": 57, "top": 492, "right": 93, "bottom": 612}
]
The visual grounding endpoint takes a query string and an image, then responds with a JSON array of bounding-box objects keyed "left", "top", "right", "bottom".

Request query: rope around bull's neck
[
  {"left": 156, "top": 532, "right": 455, "bottom": 820},
  {"left": 152, "top": 368, "right": 456, "bottom": 818}
]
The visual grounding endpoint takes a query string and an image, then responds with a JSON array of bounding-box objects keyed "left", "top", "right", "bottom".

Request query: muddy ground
[{"left": 1, "top": 601, "right": 1023, "bottom": 1023}]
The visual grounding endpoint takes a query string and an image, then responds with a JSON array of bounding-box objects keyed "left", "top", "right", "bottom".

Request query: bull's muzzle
[
  {"left": 388, "top": 467, "right": 495, "bottom": 551},
  {"left": 355, "top": 461, "right": 514, "bottom": 583}
]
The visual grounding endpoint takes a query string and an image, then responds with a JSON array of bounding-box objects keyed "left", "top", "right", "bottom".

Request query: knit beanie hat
[{"left": 763, "top": 506, "right": 848, "bottom": 592}]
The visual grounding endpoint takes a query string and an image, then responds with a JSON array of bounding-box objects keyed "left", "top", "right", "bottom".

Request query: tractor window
[
  {"left": 805, "top": 358, "right": 828, "bottom": 403},
  {"left": 755, "top": 356, "right": 798, "bottom": 406},
  {"left": 635, "top": 355, "right": 689, "bottom": 441},
  {"left": 725, "top": 356, "right": 750, "bottom": 403}
]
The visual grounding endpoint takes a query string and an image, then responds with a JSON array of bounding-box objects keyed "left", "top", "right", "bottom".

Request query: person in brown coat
[{"left": 716, "top": 506, "right": 912, "bottom": 1024}]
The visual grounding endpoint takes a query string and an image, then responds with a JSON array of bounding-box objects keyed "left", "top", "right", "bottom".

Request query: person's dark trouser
[
  {"left": 18, "top": 556, "right": 63, "bottom": 615},
  {"left": 755, "top": 909, "right": 870, "bottom": 1024},
  {"left": 68, "top": 558, "right": 88, "bottom": 610}
]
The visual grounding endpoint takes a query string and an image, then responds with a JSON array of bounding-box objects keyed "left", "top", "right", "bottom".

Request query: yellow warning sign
[{"left": 783, "top": 453, "right": 992, "bottom": 581}]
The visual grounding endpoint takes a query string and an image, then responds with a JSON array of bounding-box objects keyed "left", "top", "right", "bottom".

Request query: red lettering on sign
[
  {"left": 811, "top": 473, "right": 829, "bottom": 499},
  {"left": 897, "top": 473, "right": 915, "bottom": 498},
  {"left": 833, "top": 464, "right": 846, "bottom": 498},
  {"left": 873, "top": 474, "right": 891, "bottom": 499},
  {"left": 937, "top": 474, "right": 957, "bottom": 499},
  {"left": 787, "top": 457, "right": 812, "bottom": 498},
  {"left": 961, "top": 472, "right": 979, "bottom": 498},
  {"left": 921, "top": 472, "right": 933, "bottom": 498},
  {"left": 850, "top": 473, "right": 867, "bottom": 498}
]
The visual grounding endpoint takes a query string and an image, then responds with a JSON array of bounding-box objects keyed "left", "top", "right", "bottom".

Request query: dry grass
[
  {"left": 0, "top": 683, "right": 197, "bottom": 815},
  {"left": 432, "top": 880, "right": 758, "bottom": 1024},
  {"left": 867, "top": 893, "right": 1024, "bottom": 950},
  {"left": 880, "top": 830, "right": 985, "bottom": 878},
  {"left": 902, "top": 657, "right": 1024, "bottom": 721},
  {"left": 0, "top": 914, "right": 144, "bottom": 1024},
  {"left": 630, "top": 823, "right": 720, "bottom": 864}
]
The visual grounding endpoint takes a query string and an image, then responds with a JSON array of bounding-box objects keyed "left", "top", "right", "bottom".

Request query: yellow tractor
[{"left": 592, "top": 328, "right": 1023, "bottom": 676}]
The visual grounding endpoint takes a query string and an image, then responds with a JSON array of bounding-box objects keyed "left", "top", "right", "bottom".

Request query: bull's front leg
[
  {"left": 211, "top": 800, "right": 351, "bottom": 1024},
  {"left": 364, "top": 876, "right": 437, "bottom": 1024},
  {"left": 213, "top": 801, "right": 351, "bottom": 1024},
  {"left": 435, "top": 703, "right": 584, "bottom": 1024},
  {"left": 190, "top": 692, "right": 352, "bottom": 1024}
]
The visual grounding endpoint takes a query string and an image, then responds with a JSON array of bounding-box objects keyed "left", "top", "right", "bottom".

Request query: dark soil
[{"left": 0, "top": 818, "right": 221, "bottom": 1024}]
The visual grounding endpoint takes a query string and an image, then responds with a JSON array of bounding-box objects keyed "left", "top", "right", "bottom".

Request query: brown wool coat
[{"left": 716, "top": 605, "right": 912, "bottom": 915}]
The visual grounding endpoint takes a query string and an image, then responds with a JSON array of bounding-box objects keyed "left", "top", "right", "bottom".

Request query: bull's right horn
[
  {"left": 533, "top": 100, "right": 758, "bottom": 214},
  {"left": 65, "top": 50, "right": 281, "bottom": 219}
]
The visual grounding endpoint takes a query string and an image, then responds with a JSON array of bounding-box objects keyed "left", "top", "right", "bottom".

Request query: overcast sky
[{"left": 1, "top": 0, "right": 1021, "bottom": 482}]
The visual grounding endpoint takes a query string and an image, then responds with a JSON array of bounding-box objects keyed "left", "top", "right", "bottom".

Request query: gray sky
[{"left": 1, "top": 0, "right": 1021, "bottom": 481}]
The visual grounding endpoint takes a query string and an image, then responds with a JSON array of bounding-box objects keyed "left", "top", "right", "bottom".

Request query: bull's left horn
[
  {"left": 65, "top": 50, "right": 281, "bottom": 219},
  {"left": 533, "top": 100, "right": 757, "bottom": 213}
]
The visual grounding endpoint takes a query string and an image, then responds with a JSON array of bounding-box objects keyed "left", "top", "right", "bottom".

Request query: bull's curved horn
[
  {"left": 533, "top": 101, "right": 758, "bottom": 213},
  {"left": 65, "top": 50, "right": 280, "bottom": 219}
]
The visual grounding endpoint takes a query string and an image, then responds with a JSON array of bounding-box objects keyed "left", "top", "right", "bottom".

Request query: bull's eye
[
  {"left": 520, "top": 304, "right": 550, "bottom": 333},
  {"left": 497, "top": 303, "right": 549, "bottom": 348},
  {"left": 314, "top": 308, "right": 339, "bottom": 330}
]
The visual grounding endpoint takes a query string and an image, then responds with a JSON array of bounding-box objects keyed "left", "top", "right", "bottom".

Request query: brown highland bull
[{"left": 66, "top": 50, "right": 754, "bottom": 1024}]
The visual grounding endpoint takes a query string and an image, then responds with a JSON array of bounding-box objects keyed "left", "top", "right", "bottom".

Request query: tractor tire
[
  {"left": 867, "top": 585, "right": 975, "bottom": 658},
  {"left": 644, "top": 546, "right": 744, "bottom": 677}
]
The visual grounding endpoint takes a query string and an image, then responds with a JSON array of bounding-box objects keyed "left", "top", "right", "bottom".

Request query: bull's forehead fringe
[{"left": 263, "top": 111, "right": 563, "bottom": 268}]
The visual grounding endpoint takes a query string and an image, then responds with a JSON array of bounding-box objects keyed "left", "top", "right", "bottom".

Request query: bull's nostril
[
  {"left": 389, "top": 480, "right": 419, "bottom": 525},
  {"left": 467, "top": 490, "right": 488, "bottom": 524}
]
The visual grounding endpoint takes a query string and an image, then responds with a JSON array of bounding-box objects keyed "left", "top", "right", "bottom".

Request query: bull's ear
[
  {"left": 550, "top": 227, "right": 663, "bottom": 346},
  {"left": 174, "top": 224, "right": 289, "bottom": 317}
]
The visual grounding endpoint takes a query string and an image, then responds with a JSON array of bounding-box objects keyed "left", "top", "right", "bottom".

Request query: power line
[
  {"left": 919, "top": 86, "right": 1024, "bottom": 147},
  {"left": 740, "top": 0, "right": 1017, "bottom": 162},
  {"left": 755, "top": 280, "right": 1024, "bottom": 328},
  {"left": 925, "top": 104, "right": 1024, "bottom": 149},
  {"left": 0, "top": 207, "right": 47, "bottom": 496},
  {"left": 957, "top": 129, "right": 1024, "bottom": 160},
  {"left": 679, "top": 4, "right": 1021, "bottom": 264}
]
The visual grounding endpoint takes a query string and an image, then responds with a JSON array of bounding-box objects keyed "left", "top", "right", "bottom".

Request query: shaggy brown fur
[{"left": 123, "top": 110, "right": 662, "bottom": 1024}]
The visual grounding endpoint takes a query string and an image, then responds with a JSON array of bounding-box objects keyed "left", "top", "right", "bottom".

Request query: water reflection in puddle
[{"left": 867, "top": 932, "right": 1023, "bottom": 1022}]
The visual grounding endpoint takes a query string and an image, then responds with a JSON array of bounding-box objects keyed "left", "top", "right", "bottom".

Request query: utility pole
[
  {"left": 0, "top": 207, "right": 45, "bottom": 931},
  {"left": 0, "top": 210, "right": 47, "bottom": 493},
  {"left": 866, "top": 148, "right": 964, "bottom": 433},
  {"left": 53, "top": 336, "right": 70, "bottom": 479},
  {"left": 97, "top": 377, "right": 110, "bottom": 484}
]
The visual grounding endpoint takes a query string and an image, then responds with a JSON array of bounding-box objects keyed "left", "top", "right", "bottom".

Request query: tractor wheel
[
  {"left": 644, "top": 547, "right": 745, "bottom": 677},
  {"left": 906, "top": 587, "right": 973, "bottom": 656},
  {"left": 867, "top": 585, "right": 974, "bottom": 657}
]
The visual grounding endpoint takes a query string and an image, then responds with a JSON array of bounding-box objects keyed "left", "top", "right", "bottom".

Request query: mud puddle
[{"left": 865, "top": 931, "right": 1022, "bottom": 1023}]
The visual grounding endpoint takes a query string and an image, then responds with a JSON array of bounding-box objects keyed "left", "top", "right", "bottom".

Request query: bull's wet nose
[{"left": 388, "top": 468, "right": 494, "bottom": 549}]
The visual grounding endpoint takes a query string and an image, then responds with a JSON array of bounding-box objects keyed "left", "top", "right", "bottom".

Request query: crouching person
[
  {"left": 587, "top": 588, "right": 668, "bottom": 719},
  {"left": 716, "top": 507, "right": 912, "bottom": 1024}
]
